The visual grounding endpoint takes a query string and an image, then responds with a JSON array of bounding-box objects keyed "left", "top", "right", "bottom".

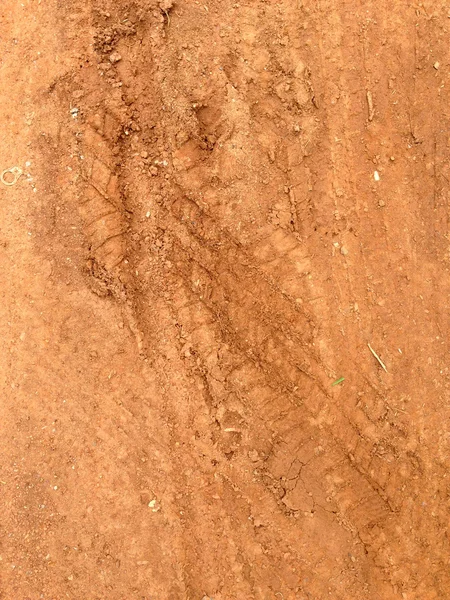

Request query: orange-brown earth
[{"left": 1, "top": 1, "right": 450, "bottom": 599}]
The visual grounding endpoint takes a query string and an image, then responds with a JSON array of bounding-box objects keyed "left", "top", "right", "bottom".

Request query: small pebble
[
  {"left": 434, "top": 61, "right": 440, "bottom": 70},
  {"left": 340, "top": 247, "right": 349, "bottom": 256},
  {"left": 109, "top": 51, "right": 122, "bottom": 64},
  {"left": 248, "top": 449, "right": 259, "bottom": 462},
  {"left": 374, "top": 170, "right": 380, "bottom": 181}
]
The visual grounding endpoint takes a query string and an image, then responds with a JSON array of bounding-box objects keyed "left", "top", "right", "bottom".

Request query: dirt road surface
[{"left": 1, "top": 1, "right": 449, "bottom": 599}]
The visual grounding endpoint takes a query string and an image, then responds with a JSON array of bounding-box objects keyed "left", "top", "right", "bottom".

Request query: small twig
[
  {"left": 368, "top": 343, "right": 388, "bottom": 372},
  {"left": 386, "top": 402, "right": 406, "bottom": 414},
  {"left": 366, "top": 90, "right": 375, "bottom": 121}
]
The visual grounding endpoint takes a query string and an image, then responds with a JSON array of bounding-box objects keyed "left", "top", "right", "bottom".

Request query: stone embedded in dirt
[
  {"left": 109, "top": 51, "right": 122, "bottom": 64},
  {"left": 248, "top": 449, "right": 259, "bottom": 462},
  {"left": 159, "top": 0, "right": 174, "bottom": 11},
  {"left": 91, "top": 113, "right": 103, "bottom": 132},
  {"left": 340, "top": 247, "right": 349, "bottom": 256}
]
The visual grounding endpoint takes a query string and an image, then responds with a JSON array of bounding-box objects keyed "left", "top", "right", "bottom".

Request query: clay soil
[{"left": 1, "top": 1, "right": 450, "bottom": 598}]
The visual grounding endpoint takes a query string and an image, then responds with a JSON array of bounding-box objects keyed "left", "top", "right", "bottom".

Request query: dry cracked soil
[{"left": 1, "top": 1, "right": 450, "bottom": 599}]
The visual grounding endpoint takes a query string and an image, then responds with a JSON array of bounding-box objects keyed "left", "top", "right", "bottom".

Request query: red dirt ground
[{"left": 1, "top": 1, "right": 450, "bottom": 599}]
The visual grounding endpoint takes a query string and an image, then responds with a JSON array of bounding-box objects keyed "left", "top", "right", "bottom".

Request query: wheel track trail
[
  {"left": 1, "top": 0, "right": 450, "bottom": 599},
  {"left": 70, "top": 0, "right": 449, "bottom": 598},
  {"left": 65, "top": 0, "right": 450, "bottom": 597}
]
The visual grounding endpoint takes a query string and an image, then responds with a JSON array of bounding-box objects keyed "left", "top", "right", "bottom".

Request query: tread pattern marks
[
  {"left": 165, "top": 197, "right": 393, "bottom": 534},
  {"left": 78, "top": 112, "right": 127, "bottom": 272}
]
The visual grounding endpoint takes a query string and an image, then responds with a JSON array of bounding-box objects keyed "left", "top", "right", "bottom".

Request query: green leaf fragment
[{"left": 331, "top": 377, "right": 345, "bottom": 386}]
